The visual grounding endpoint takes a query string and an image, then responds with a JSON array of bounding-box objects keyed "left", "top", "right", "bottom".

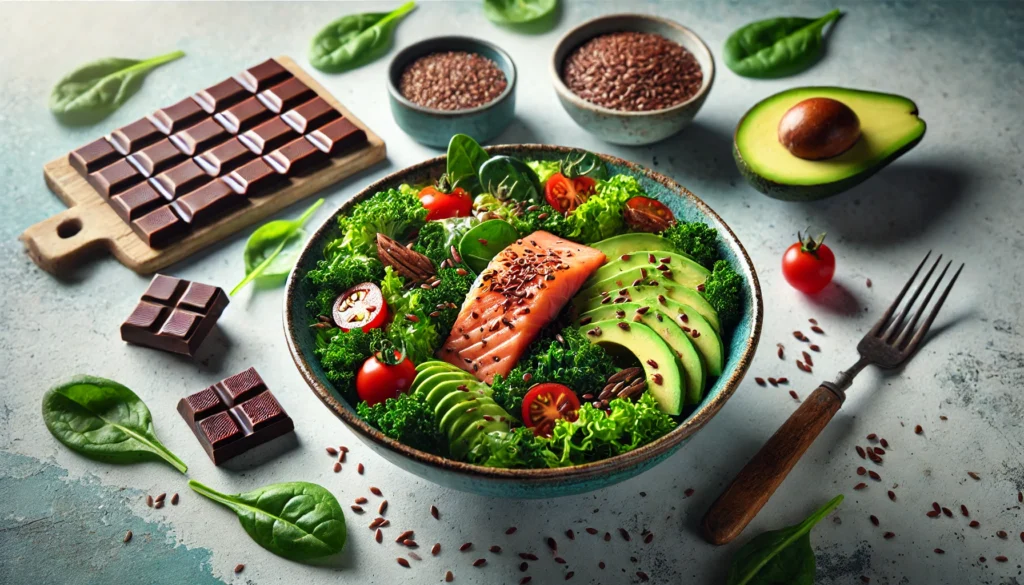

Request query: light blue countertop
[{"left": 2, "top": 2, "right": 1022, "bottom": 584}]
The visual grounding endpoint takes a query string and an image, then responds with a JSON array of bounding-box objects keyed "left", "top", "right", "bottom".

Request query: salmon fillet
[{"left": 438, "top": 231, "right": 606, "bottom": 383}]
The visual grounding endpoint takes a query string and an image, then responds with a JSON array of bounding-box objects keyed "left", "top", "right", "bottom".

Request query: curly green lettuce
[
  {"left": 419, "top": 267, "right": 476, "bottom": 334},
  {"left": 412, "top": 216, "right": 477, "bottom": 267},
  {"left": 702, "top": 260, "right": 744, "bottom": 329},
  {"left": 379, "top": 267, "right": 439, "bottom": 363},
  {"left": 315, "top": 327, "right": 386, "bottom": 400},
  {"left": 661, "top": 221, "right": 719, "bottom": 269},
  {"left": 358, "top": 392, "right": 446, "bottom": 455},
  {"left": 526, "top": 160, "right": 561, "bottom": 185},
  {"left": 565, "top": 174, "right": 640, "bottom": 243}
]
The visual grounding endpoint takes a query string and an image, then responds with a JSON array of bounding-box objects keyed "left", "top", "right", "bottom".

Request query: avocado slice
[
  {"left": 577, "top": 305, "right": 705, "bottom": 405},
  {"left": 734, "top": 86, "right": 926, "bottom": 201},
  {"left": 573, "top": 277, "right": 720, "bottom": 333},
  {"left": 591, "top": 233, "right": 683, "bottom": 261},
  {"left": 580, "top": 250, "right": 710, "bottom": 294},
  {"left": 444, "top": 400, "right": 508, "bottom": 441},
  {"left": 434, "top": 385, "right": 488, "bottom": 425},
  {"left": 451, "top": 419, "right": 510, "bottom": 460},
  {"left": 415, "top": 360, "right": 463, "bottom": 373},
  {"left": 411, "top": 366, "right": 472, "bottom": 395},
  {"left": 579, "top": 320, "right": 684, "bottom": 415},
  {"left": 580, "top": 299, "right": 724, "bottom": 378},
  {"left": 424, "top": 378, "right": 477, "bottom": 412}
]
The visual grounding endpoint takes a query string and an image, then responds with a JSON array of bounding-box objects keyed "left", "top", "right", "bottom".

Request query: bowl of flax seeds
[
  {"left": 551, "top": 14, "right": 715, "bottom": 145},
  {"left": 388, "top": 36, "right": 517, "bottom": 147}
]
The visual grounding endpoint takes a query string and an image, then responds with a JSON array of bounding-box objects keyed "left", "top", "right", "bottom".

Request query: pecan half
[
  {"left": 377, "top": 233, "right": 435, "bottom": 284},
  {"left": 593, "top": 367, "right": 647, "bottom": 408}
]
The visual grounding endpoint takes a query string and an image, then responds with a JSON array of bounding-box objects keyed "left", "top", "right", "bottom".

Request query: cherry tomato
[
  {"left": 544, "top": 173, "right": 596, "bottom": 213},
  {"left": 419, "top": 185, "right": 472, "bottom": 220},
  {"left": 333, "top": 283, "right": 388, "bottom": 332},
  {"left": 521, "top": 383, "right": 581, "bottom": 437},
  {"left": 624, "top": 196, "right": 676, "bottom": 232},
  {"left": 782, "top": 230, "right": 836, "bottom": 294},
  {"left": 356, "top": 345, "right": 416, "bottom": 406}
]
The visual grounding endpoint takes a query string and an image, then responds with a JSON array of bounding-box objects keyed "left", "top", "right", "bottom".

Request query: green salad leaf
[
  {"left": 459, "top": 219, "right": 519, "bottom": 273},
  {"left": 379, "top": 267, "right": 440, "bottom": 363},
  {"left": 316, "top": 327, "right": 386, "bottom": 399},
  {"left": 479, "top": 155, "right": 542, "bottom": 202},
  {"left": 565, "top": 174, "right": 638, "bottom": 243},
  {"left": 662, "top": 221, "right": 720, "bottom": 269},
  {"left": 526, "top": 160, "right": 560, "bottom": 185},
  {"left": 234, "top": 199, "right": 324, "bottom": 295},
  {"left": 726, "top": 495, "right": 843, "bottom": 585},
  {"left": 447, "top": 134, "right": 491, "bottom": 192},
  {"left": 418, "top": 266, "right": 476, "bottom": 333},
  {"left": 358, "top": 392, "right": 446, "bottom": 455},
  {"left": 42, "top": 376, "right": 187, "bottom": 473},
  {"left": 412, "top": 216, "right": 477, "bottom": 267},
  {"left": 50, "top": 50, "right": 185, "bottom": 126},
  {"left": 483, "top": 0, "right": 557, "bottom": 24},
  {"left": 309, "top": 2, "right": 416, "bottom": 73},
  {"left": 723, "top": 10, "right": 841, "bottom": 79},
  {"left": 189, "top": 480, "right": 347, "bottom": 561}
]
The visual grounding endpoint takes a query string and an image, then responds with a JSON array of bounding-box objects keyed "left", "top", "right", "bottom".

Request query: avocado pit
[{"left": 778, "top": 97, "right": 861, "bottom": 160}]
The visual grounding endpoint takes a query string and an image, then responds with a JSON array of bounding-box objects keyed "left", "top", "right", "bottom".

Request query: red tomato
[
  {"left": 782, "top": 231, "right": 836, "bottom": 294},
  {"left": 356, "top": 347, "right": 416, "bottom": 406},
  {"left": 624, "top": 196, "right": 676, "bottom": 232},
  {"left": 419, "top": 185, "right": 472, "bottom": 220},
  {"left": 332, "top": 283, "right": 388, "bottom": 332},
  {"left": 521, "top": 383, "right": 581, "bottom": 437},
  {"left": 544, "top": 173, "right": 596, "bottom": 213}
]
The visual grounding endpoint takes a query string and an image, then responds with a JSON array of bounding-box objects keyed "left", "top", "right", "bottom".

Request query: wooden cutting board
[{"left": 21, "top": 55, "right": 386, "bottom": 276}]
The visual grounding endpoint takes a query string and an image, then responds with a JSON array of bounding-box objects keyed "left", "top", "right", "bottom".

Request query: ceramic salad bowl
[{"left": 284, "top": 145, "right": 762, "bottom": 498}]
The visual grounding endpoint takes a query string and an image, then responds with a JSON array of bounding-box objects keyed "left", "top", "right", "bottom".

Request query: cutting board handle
[{"left": 20, "top": 205, "right": 110, "bottom": 274}]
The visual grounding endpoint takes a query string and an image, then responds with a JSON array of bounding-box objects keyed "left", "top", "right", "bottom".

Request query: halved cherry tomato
[
  {"left": 521, "top": 383, "right": 581, "bottom": 437},
  {"left": 782, "top": 230, "right": 836, "bottom": 294},
  {"left": 624, "top": 196, "right": 676, "bottom": 232},
  {"left": 544, "top": 173, "right": 596, "bottom": 213},
  {"left": 419, "top": 185, "right": 472, "bottom": 220},
  {"left": 356, "top": 342, "right": 416, "bottom": 406},
  {"left": 333, "top": 283, "right": 388, "bottom": 332}
]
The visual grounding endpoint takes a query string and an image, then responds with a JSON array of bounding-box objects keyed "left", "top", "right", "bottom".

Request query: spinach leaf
[
  {"left": 233, "top": 198, "right": 324, "bottom": 295},
  {"left": 42, "top": 376, "right": 187, "bottom": 474},
  {"left": 189, "top": 480, "right": 347, "bottom": 561},
  {"left": 723, "top": 10, "right": 841, "bottom": 78},
  {"left": 561, "top": 149, "right": 607, "bottom": 181},
  {"left": 49, "top": 50, "right": 185, "bottom": 126},
  {"left": 309, "top": 2, "right": 416, "bottom": 73},
  {"left": 726, "top": 495, "right": 843, "bottom": 585},
  {"left": 483, "top": 0, "right": 557, "bottom": 24},
  {"left": 478, "top": 155, "right": 542, "bottom": 203},
  {"left": 447, "top": 133, "right": 491, "bottom": 193},
  {"left": 458, "top": 219, "right": 519, "bottom": 273}
]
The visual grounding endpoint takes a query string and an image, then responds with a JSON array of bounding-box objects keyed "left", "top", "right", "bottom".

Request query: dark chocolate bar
[
  {"left": 64, "top": 58, "right": 372, "bottom": 250},
  {"left": 120, "top": 274, "right": 228, "bottom": 355},
  {"left": 177, "top": 367, "right": 294, "bottom": 465}
]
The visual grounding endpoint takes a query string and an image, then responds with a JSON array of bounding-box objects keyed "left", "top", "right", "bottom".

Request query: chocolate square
[
  {"left": 307, "top": 118, "right": 367, "bottom": 156},
  {"left": 127, "top": 139, "right": 186, "bottom": 177},
  {"left": 69, "top": 138, "right": 119, "bottom": 175},
  {"left": 131, "top": 205, "right": 188, "bottom": 248},
  {"left": 194, "top": 138, "right": 255, "bottom": 176},
  {"left": 171, "top": 180, "right": 244, "bottom": 226},
  {"left": 256, "top": 77, "right": 315, "bottom": 114},
  {"left": 88, "top": 159, "right": 143, "bottom": 198},
  {"left": 235, "top": 59, "right": 291, "bottom": 93},
  {"left": 281, "top": 97, "right": 341, "bottom": 134},
  {"left": 110, "top": 182, "right": 164, "bottom": 222},
  {"left": 109, "top": 118, "right": 162, "bottom": 155},
  {"left": 193, "top": 78, "right": 248, "bottom": 113},
  {"left": 170, "top": 118, "right": 229, "bottom": 156},
  {"left": 152, "top": 160, "right": 212, "bottom": 200},
  {"left": 150, "top": 97, "right": 206, "bottom": 134},
  {"left": 238, "top": 118, "right": 296, "bottom": 155},
  {"left": 177, "top": 367, "right": 293, "bottom": 464},
  {"left": 213, "top": 96, "right": 273, "bottom": 134},
  {"left": 223, "top": 158, "right": 285, "bottom": 196},
  {"left": 121, "top": 274, "right": 229, "bottom": 356},
  {"left": 265, "top": 137, "right": 328, "bottom": 176}
]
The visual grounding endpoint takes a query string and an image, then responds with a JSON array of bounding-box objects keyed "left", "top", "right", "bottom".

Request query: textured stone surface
[{"left": 2, "top": 2, "right": 1022, "bottom": 584}]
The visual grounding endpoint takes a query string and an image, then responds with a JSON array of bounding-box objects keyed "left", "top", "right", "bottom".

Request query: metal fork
[{"left": 701, "top": 252, "right": 963, "bottom": 545}]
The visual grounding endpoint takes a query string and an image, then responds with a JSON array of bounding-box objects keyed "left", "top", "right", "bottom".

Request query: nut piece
[
  {"left": 376, "top": 233, "right": 436, "bottom": 284},
  {"left": 594, "top": 367, "right": 647, "bottom": 408},
  {"left": 778, "top": 97, "right": 861, "bottom": 160}
]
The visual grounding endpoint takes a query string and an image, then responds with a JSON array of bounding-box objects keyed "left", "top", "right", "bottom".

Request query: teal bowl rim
[
  {"left": 386, "top": 35, "right": 517, "bottom": 117},
  {"left": 549, "top": 13, "right": 716, "bottom": 117},
  {"left": 283, "top": 145, "right": 762, "bottom": 486}
]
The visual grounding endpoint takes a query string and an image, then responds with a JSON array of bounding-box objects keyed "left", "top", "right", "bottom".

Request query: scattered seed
[
  {"left": 857, "top": 467, "right": 867, "bottom": 476},
  {"left": 619, "top": 528, "right": 631, "bottom": 541},
  {"left": 934, "top": 548, "right": 945, "bottom": 555},
  {"left": 375, "top": 529, "right": 383, "bottom": 543},
  {"left": 970, "top": 521, "right": 980, "bottom": 528},
  {"left": 599, "top": 561, "right": 606, "bottom": 569},
  {"left": 809, "top": 344, "right": 821, "bottom": 352},
  {"left": 866, "top": 278, "right": 872, "bottom": 288},
  {"left": 351, "top": 505, "right": 364, "bottom": 513},
  {"left": 684, "top": 488, "right": 695, "bottom": 497},
  {"left": 520, "top": 578, "right": 532, "bottom": 585},
  {"left": 123, "top": 530, "right": 133, "bottom": 543},
  {"left": 995, "top": 556, "right": 1008, "bottom": 563},
  {"left": 155, "top": 500, "right": 164, "bottom": 509},
  {"left": 520, "top": 553, "right": 539, "bottom": 561},
  {"left": 755, "top": 377, "right": 766, "bottom": 386},
  {"left": 1019, "top": 491, "right": 1023, "bottom": 503},
  {"left": 644, "top": 532, "right": 654, "bottom": 544},
  {"left": 777, "top": 346, "right": 785, "bottom": 359},
  {"left": 171, "top": 493, "right": 179, "bottom": 505},
  {"left": 856, "top": 446, "right": 866, "bottom": 459},
  {"left": 460, "top": 542, "right": 473, "bottom": 552},
  {"left": 396, "top": 530, "right": 414, "bottom": 543},
  {"left": 767, "top": 377, "right": 778, "bottom": 386},
  {"left": 854, "top": 483, "right": 868, "bottom": 490},
  {"left": 811, "top": 325, "right": 824, "bottom": 334},
  {"left": 927, "top": 511, "right": 940, "bottom": 518},
  {"left": 585, "top": 527, "right": 598, "bottom": 535},
  {"left": 404, "top": 540, "right": 418, "bottom": 548},
  {"left": 378, "top": 500, "right": 388, "bottom": 515},
  {"left": 1020, "top": 531, "right": 1024, "bottom": 543},
  {"left": 873, "top": 447, "right": 885, "bottom": 455},
  {"left": 869, "top": 471, "right": 881, "bottom": 481},
  {"left": 888, "top": 490, "right": 896, "bottom": 501},
  {"left": 397, "top": 558, "right": 410, "bottom": 568},
  {"left": 870, "top": 515, "right": 879, "bottom": 526},
  {"left": 326, "top": 446, "right": 338, "bottom": 456},
  {"left": 430, "top": 505, "right": 440, "bottom": 519},
  {"left": 777, "top": 377, "right": 789, "bottom": 384},
  {"left": 979, "top": 556, "right": 986, "bottom": 563},
  {"left": 961, "top": 505, "right": 969, "bottom": 517},
  {"left": 789, "top": 390, "right": 800, "bottom": 400},
  {"left": 473, "top": 558, "right": 487, "bottom": 567},
  {"left": 370, "top": 487, "right": 383, "bottom": 497},
  {"left": 880, "top": 438, "right": 889, "bottom": 448},
  {"left": 357, "top": 463, "right": 365, "bottom": 475},
  {"left": 354, "top": 497, "right": 368, "bottom": 505},
  {"left": 883, "top": 532, "right": 895, "bottom": 539},
  {"left": 234, "top": 564, "right": 244, "bottom": 574},
  {"left": 446, "top": 571, "right": 454, "bottom": 582},
  {"left": 637, "top": 571, "right": 650, "bottom": 582},
  {"left": 803, "top": 351, "right": 813, "bottom": 366},
  {"left": 942, "top": 507, "right": 953, "bottom": 517},
  {"left": 155, "top": 493, "right": 166, "bottom": 503},
  {"left": 565, "top": 572, "right": 575, "bottom": 580},
  {"left": 915, "top": 425, "right": 923, "bottom": 435},
  {"left": 490, "top": 545, "right": 502, "bottom": 554},
  {"left": 146, "top": 495, "right": 153, "bottom": 507},
  {"left": 409, "top": 551, "right": 422, "bottom": 561},
  {"left": 997, "top": 530, "right": 1008, "bottom": 539},
  {"left": 554, "top": 557, "right": 566, "bottom": 564},
  {"left": 604, "top": 532, "right": 611, "bottom": 542},
  {"left": 968, "top": 471, "right": 980, "bottom": 481},
  {"left": 369, "top": 518, "right": 384, "bottom": 529}
]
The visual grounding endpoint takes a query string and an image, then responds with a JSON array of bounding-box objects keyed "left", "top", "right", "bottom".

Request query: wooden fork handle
[{"left": 701, "top": 385, "right": 844, "bottom": 545}]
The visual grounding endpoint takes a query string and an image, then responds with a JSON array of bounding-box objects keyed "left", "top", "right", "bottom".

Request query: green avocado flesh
[
  {"left": 579, "top": 320, "right": 684, "bottom": 415},
  {"left": 578, "top": 306, "right": 705, "bottom": 405},
  {"left": 591, "top": 233, "right": 682, "bottom": 260},
  {"left": 581, "top": 250, "right": 710, "bottom": 294},
  {"left": 573, "top": 276, "right": 720, "bottom": 333},
  {"left": 735, "top": 86, "right": 926, "bottom": 200}
]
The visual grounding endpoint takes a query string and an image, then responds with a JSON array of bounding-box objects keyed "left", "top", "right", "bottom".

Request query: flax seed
[
  {"left": 968, "top": 471, "right": 980, "bottom": 480},
  {"left": 755, "top": 377, "right": 766, "bottom": 386},
  {"left": 171, "top": 493, "right": 179, "bottom": 505},
  {"left": 888, "top": 490, "right": 896, "bottom": 501},
  {"left": 460, "top": 542, "right": 473, "bottom": 552},
  {"left": 146, "top": 495, "right": 153, "bottom": 507},
  {"left": 234, "top": 564, "right": 244, "bottom": 574},
  {"left": 961, "top": 505, "right": 969, "bottom": 517},
  {"left": 883, "top": 532, "right": 895, "bottom": 539},
  {"left": 123, "top": 530, "right": 133, "bottom": 543},
  {"left": 446, "top": 571, "right": 454, "bottom": 582},
  {"left": 397, "top": 558, "right": 410, "bottom": 568},
  {"left": 376, "top": 529, "right": 383, "bottom": 543},
  {"left": 998, "top": 530, "right": 1008, "bottom": 539},
  {"left": 619, "top": 528, "right": 631, "bottom": 541},
  {"left": 473, "top": 558, "right": 487, "bottom": 567},
  {"left": 351, "top": 505, "right": 364, "bottom": 513},
  {"left": 400, "top": 52, "right": 508, "bottom": 111},
  {"left": 854, "top": 483, "right": 868, "bottom": 490},
  {"left": 995, "top": 556, "right": 1008, "bottom": 563},
  {"left": 970, "top": 521, "right": 980, "bottom": 528},
  {"left": 370, "top": 486, "right": 383, "bottom": 496},
  {"left": 326, "top": 446, "right": 338, "bottom": 456},
  {"left": 870, "top": 515, "right": 879, "bottom": 526}
]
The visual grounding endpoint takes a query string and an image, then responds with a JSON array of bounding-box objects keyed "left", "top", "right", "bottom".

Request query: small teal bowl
[
  {"left": 284, "top": 146, "right": 762, "bottom": 499},
  {"left": 387, "top": 36, "right": 517, "bottom": 148}
]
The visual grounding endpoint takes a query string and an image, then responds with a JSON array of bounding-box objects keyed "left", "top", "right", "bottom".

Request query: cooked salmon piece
[{"left": 438, "top": 231, "right": 606, "bottom": 383}]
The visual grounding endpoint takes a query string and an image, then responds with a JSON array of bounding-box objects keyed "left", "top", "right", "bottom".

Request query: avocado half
[{"left": 734, "top": 87, "right": 926, "bottom": 201}]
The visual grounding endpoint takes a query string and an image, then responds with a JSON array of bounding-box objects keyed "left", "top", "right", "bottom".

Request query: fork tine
[
  {"left": 895, "top": 260, "right": 951, "bottom": 348},
  {"left": 903, "top": 263, "right": 964, "bottom": 353},
  {"left": 869, "top": 251, "right": 931, "bottom": 337},
  {"left": 883, "top": 254, "right": 943, "bottom": 341}
]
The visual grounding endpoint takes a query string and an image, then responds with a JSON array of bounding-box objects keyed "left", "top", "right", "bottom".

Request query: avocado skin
[{"left": 733, "top": 135, "right": 925, "bottom": 201}]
